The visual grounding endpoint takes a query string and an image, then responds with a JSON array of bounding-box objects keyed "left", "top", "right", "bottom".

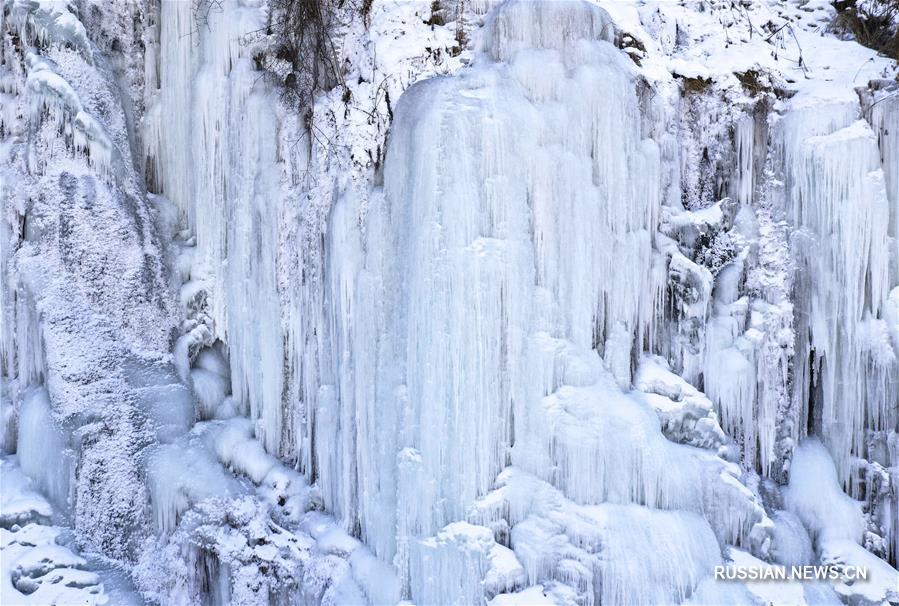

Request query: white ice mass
[{"left": 1, "top": 0, "right": 898, "bottom": 604}]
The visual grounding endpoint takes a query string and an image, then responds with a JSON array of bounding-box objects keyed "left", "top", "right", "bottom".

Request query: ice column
[
  {"left": 781, "top": 103, "right": 896, "bottom": 489},
  {"left": 325, "top": 1, "right": 666, "bottom": 596},
  {"left": 145, "top": 0, "right": 285, "bottom": 453}
]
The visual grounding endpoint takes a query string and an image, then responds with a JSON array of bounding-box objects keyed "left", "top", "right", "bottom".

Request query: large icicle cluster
[
  {"left": 780, "top": 102, "right": 894, "bottom": 488},
  {"left": 287, "top": 1, "right": 779, "bottom": 603},
  {"left": 143, "top": 0, "right": 286, "bottom": 454}
]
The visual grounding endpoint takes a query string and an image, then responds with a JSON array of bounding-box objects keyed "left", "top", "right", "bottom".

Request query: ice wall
[
  {"left": 779, "top": 104, "right": 894, "bottom": 492},
  {"left": 314, "top": 0, "right": 659, "bottom": 573},
  {"left": 3, "top": 0, "right": 898, "bottom": 603},
  {"left": 678, "top": 65, "right": 899, "bottom": 577},
  {"left": 139, "top": 0, "right": 897, "bottom": 601},
  {"left": 144, "top": 0, "right": 286, "bottom": 454},
  {"left": 299, "top": 2, "right": 778, "bottom": 602}
]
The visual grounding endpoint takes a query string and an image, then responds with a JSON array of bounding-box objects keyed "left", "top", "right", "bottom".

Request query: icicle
[
  {"left": 5, "top": 0, "right": 93, "bottom": 63},
  {"left": 17, "top": 386, "right": 73, "bottom": 512},
  {"left": 145, "top": 439, "right": 244, "bottom": 534},
  {"left": 8, "top": 285, "right": 45, "bottom": 402},
  {"left": 865, "top": 90, "right": 898, "bottom": 281},
  {"left": 732, "top": 114, "right": 755, "bottom": 206},
  {"left": 781, "top": 106, "right": 894, "bottom": 490},
  {"left": 411, "top": 523, "right": 495, "bottom": 605},
  {"left": 147, "top": 0, "right": 284, "bottom": 454},
  {"left": 361, "top": 7, "right": 664, "bottom": 580},
  {"left": 483, "top": 0, "right": 617, "bottom": 64},
  {"left": 22, "top": 54, "right": 118, "bottom": 180},
  {"left": 704, "top": 308, "right": 756, "bottom": 460},
  {"left": 481, "top": 469, "right": 726, "bottom": 606}
]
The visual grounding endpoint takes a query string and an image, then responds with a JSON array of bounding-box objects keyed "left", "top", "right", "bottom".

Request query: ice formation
[{"left": 1, "top": 0, "right": 898, "bottom": 604}]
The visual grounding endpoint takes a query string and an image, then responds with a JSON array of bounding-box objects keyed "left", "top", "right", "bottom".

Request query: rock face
[{"left": 1, "top": 0, "right": 897, "bottom": 604}]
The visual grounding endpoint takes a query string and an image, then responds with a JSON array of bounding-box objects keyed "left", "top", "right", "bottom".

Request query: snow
[
  {"left": 2, "top": 523, "right": 106, "bottom": 606},
  {"left": 0, "top": 455, "right": 143, "bottom": 606},
  {"left": 784, "top": 438, "right": 865, "bottom": 546},
  {"left": 0, "top": 456, "right": 52, "bottom": 527},
  {"left": 489, "top": 585, "right": 555, "bottom": 606}
]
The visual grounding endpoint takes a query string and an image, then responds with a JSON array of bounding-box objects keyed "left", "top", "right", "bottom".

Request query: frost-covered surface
[
  {"left": 1, "top": 0, "right": 181, "bottom": 562},
  {"left": 2, "top": 0, "right": 898, "bottom": 604}
]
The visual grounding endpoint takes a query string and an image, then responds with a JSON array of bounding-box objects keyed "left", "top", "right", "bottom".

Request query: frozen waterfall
[{"left": 1, "top": 0, "right": 897, "bottom": 604}]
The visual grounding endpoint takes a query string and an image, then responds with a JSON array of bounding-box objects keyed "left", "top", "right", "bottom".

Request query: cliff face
[
  {"left": 1, "top": 1, "right": 897, "bottom": 604},
  {"left": 1, "top": 0, "right": 180, "bottom": 562}
]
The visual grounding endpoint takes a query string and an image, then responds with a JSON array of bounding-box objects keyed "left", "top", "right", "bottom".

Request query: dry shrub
[{"left": 832, "top": 0, "right": 899, "bottom": 59}]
